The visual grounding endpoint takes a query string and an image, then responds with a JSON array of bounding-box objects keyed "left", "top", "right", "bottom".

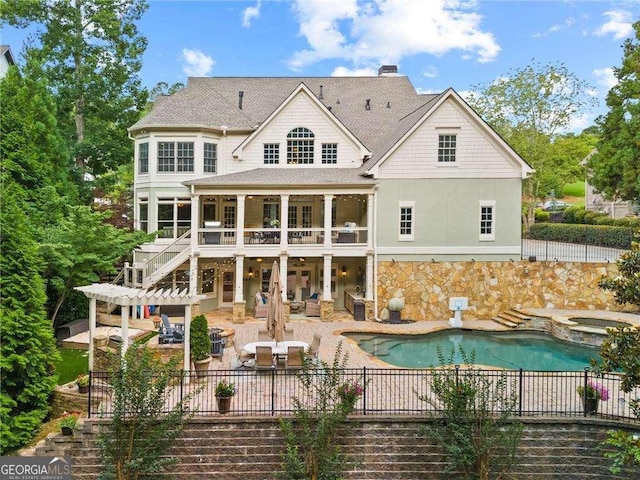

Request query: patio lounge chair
[
  {"left": 285, "top": 346, "right": 304, "bottom": 370},
  {"left": 233, "top": 341, "right": 254, "bottom": 369},
  {"left": 158, "top": 314, "right": 185, "bottom": 344},
  {"left": 305, "top": 298, "right": 320, "bottom": 317},
  {"left": 254, "top": 346, "right": 274, "bottom": 371}
]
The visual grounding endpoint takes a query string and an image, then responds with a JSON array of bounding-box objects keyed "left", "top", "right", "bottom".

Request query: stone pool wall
[{"left": 377, "top": 260, "right": 621, "bottom": 321}]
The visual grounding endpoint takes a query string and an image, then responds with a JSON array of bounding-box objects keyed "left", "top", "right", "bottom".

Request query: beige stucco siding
[
  {"left": 376, "top": 178, "right": 522, "bottom": 258},
  {"left": 377, "top": 100, "right": 521, "bottom": 179}
]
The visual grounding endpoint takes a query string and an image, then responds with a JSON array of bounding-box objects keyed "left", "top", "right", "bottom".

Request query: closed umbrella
[{"left": 266, "top": 261, "right": 285, "bottom": 345}]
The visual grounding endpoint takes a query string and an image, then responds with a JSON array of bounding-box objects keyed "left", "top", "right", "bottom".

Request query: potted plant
[
  {"left": 215, "top": 379, "right": 236, "bottom": 414},
  {"left": 577, "top": 380, "right": 609, "bottom": 414},
  {"left": 59, "top": 412, "right": 79, "bottom": 435},
  {"left": 190, "top": 314, "right": 211, "bottom": 378},
  {"left": 76, "top": 374, "right": 89, "bottom": 394}
]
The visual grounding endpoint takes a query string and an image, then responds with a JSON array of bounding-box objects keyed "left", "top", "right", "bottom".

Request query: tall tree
[
  {"left": 0, "top": 61, "right": 77, "bottom": 221},
  {"left": 587, "top": 20, "right": 640, "bottom": 203},
  {"left": 466, "top": 61, "right": 597, "bottom": 229},
  {"left": 1, "top": 0, "right": 149, "bottom": 175},
  {"left": 40, "top": 206, "right": 151, "bottom": 326},
  {"left": 0, "top": 181, "right": 60, "bottom": 453}
]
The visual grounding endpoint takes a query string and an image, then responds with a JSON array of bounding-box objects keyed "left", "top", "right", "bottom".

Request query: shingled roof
[{"left": 130, "top": 75, "right": 439, "bottom": 170}]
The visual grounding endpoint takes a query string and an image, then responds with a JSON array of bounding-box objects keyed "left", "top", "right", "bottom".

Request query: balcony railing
[
  {"left": 196, "top": 226, "right": 369, "bottom": 246},
  {"left": 88, "top": 367, "right": 639, "bottom": 421}
]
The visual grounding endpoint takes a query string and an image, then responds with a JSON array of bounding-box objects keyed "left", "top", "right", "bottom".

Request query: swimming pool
[{"left": 346, "top": 330, "right": 601, "bottom": 370}]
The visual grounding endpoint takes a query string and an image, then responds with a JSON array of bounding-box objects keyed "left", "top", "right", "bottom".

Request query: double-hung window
[
  {"left": 157, "top": 141, "right": 194, "bottom": 172},
  {"left": 264, "top": 143, "right": 279, "bottom": 164},
  {"left": 321, "top": 143, "right": 337, "bottom": 164},
  {"left": 138, "top": 198, "right": 148, "bottom": 232},
  {"left": 204, "top": 143, "right": 217, "bottom": 173},
  {"left": 479, "top": 200, "right": 496, "bottom": 241},
  {"left": 438, "top": 134, "right": 457, "bottom": 163},
  {"left": 287, "top": 127, "right": 314, "bottom": 164},
  {"left": 138, "top": 143, "right": 148, "bottom": 174},
  {"left": 398, "top": 201, "right": 415, "bottom": 241}
]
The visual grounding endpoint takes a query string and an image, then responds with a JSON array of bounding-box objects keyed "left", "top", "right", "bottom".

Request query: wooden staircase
[{"left": 492, "top": 308, "right": 532, "bottom": 328}]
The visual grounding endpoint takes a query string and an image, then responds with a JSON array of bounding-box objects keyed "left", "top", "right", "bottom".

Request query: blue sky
[{"left": 3, "top": 0, "right": 638, "bottom": 131}]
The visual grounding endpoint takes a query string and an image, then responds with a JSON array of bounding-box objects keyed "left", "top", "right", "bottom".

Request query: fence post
[
  {"left": 583, "top": 368, "right": 589, "bottom": 417},
  {"left": 518, "top": 369, "right": 523, "bottom": 417},
  {"left": 270, "top": 366, "right": 276, "bottom": 416},
  {"left": 362, "top": 367, "right": 367, "bottom": 416}
]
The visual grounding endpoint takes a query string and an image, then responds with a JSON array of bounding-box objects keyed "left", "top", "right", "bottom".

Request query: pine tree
[{"left": 0, "top": 181, "right": 60, "bottom": 453}]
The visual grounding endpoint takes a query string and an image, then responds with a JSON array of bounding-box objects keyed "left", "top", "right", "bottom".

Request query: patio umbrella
[{"left": 266, "top": 261, "right": 285, "bottom": 344}]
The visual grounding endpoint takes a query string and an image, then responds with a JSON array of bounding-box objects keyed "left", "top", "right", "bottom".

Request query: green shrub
[
  {"left": 534, "top": 209, "right": 550, "bottom": 223},
  {"left": 573, "top": 208, "right": 587, "bottom": 224},
  {"left": 190, "top": 315, "right": 210, "bottom": 362},
  {"left": 562, "top": 205, "right": 582, "bottom": 224},
  {"left": 526, "top": 223, "right": 634, "bottom": 249},
  {"left": 595, "top": 216, "right": 616, "bottom": 226},
  {"left": 584, "top": 210, "right": 607, "bottom": 224}
]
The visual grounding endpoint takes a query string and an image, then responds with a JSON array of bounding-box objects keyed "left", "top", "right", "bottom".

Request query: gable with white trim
[
  {"left": 232, "top": 87, "right": 367, "bottom": 168},
  {"left": 376, "top": 96, "right": 528, "bottom": 179}
]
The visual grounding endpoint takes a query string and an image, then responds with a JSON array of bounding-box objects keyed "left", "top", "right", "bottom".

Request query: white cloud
[
  {"left": 242, "top": 1, "right": 261, "bottom": 28},
  {"left": 594, "top": 10, "right": 634, "bottom": 40},
  {"left": 288, "top": 0, "right": 500, "bottom": 71},
  {"left": 593, "top": 67, "right": 617, "bottom": 91},
  {"left": 182, "top": 49, "right": 215, "bottom": 77},
  {"left": 422, "top": 66, "right": 438, "bottom": 78},
  {"left": 331, "top": 66, "right": 377, "bottom": 76},
  {"left": 533, "top": 17, "right": 576, "bottom": 37}
]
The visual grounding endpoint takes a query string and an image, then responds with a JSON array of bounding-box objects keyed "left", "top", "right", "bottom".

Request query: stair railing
[{"left": 142, "top": 229, "right": 192, "bottom": 285}]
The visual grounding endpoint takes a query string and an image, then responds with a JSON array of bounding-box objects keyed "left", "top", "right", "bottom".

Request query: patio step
[{"left": 493, "top": 308, "right": 532, "bottom": 328}]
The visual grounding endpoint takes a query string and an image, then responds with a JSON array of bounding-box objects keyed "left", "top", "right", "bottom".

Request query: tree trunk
[{"left": 73, "top": 0, "right": 86, "bottom": 170}]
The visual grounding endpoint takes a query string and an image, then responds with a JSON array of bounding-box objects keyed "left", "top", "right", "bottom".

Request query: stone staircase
[
  {"left": 493, "top": 308, "right": 532, "bottom": 328},
  {"left": 33, "top": 417, "right": 639, "bottom": 479}
]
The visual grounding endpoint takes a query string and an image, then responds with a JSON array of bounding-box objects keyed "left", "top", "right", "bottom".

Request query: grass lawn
[
  {"left": 56, "top": 348, "right": 89, "bottom": 385},
  {"left": 562, "top": 181, "right": 585, "bottom": 198}
]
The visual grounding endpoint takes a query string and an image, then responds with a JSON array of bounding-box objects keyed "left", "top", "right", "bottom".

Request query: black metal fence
[
  {"left": 521, "top": 238, "right": 629, "bottom": 262},
  {"left": 88, "top": 367, "right": 639, "bottom": 423}
]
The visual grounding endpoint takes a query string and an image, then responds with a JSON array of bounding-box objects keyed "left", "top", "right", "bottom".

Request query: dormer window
[{"left": 287, "top": 127, "right": 314, "bottom": 164}]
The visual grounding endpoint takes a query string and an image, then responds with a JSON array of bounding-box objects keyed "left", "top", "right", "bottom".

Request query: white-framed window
[
  {"left": 138, "top": 198, "right": 148, "bottom": 232},
  {"left": 398, "top": 201, "right": 415, "bottom": 241},
  {"left": 157, "top": 141, "right": 194, "bottom": 172},
  {"left": 201, "top": 264, "right": 217, "bottom": 295},
  {"left": 204, "top": 143, "right": 217, "bottom": 173},
  {"left": 479, "top": 200, "right": 496, "bottom": 241},
  {"left": 438, "top": 134, "right": 457, "bottom": 163},
  {"left": 157, "top": 197, "right": 191, "bottom": 238},
  {"left": 264, "top": 143, "right": 279, "bottom": 164},
  {"left": 138, "top": 143, "right": 148, "bottom": 174},
  {"left": 287, "top": 127, "right": 314, "bottom": 164},
  {"left": 321, "top": 143, "right": 337, "bottom": 164}
]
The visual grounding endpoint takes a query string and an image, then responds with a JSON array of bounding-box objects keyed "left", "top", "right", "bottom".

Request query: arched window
[{"left": 287, "top": 127, "right": 314, "bottom": 164}]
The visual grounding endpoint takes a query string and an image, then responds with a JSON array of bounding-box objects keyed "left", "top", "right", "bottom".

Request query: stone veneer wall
[{"left": 378, "top": 260, "right": 620, "bottom": 321}]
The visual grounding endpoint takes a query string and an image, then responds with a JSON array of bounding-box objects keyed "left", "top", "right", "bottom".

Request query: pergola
[{"left": 75, "top": 283, "right": 205, "bottom": 371}]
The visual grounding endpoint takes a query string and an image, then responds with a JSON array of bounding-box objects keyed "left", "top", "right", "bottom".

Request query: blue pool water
[{"left": 346, "top": 330, "right": 600, "bottom": 370}]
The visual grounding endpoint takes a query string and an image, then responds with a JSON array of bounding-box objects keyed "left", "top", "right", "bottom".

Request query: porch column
[
  {"left": 279, "top": 254, "right": 288, "bottom": 301},
  {"left": 366, "top": 253, "right": 374, "bottom": 301},
  {"left": 234, "top": 254, "right": 245, "bottom": 302},
  {"left": 367, "top": 193, "right": 374, "bottom": 249},
  {"left": 88, "top": 298, "right": 96, "bottom": 371},
  {"left": 280, "top": 195, "right": 289, "bottom": 248},
  {"left": 323, "top": 194, "right": 333, "bottom": 247},
  {"left": 183, "top": 303, "right": 192, "bottom": 379},
  {"left": 322, "top": 254, "right": 333, "bottom": 301},
  {"left": 190, "top": 191, "right": 200, "bottom": 249},
  {"left": 236, "top": 194, "right": 246, "bottom": 248},
  {"left": 189, "top": 254, "right": 198, "bottom": 295},
  {"left": 121, "top": 303, "right": 130, "bottom": 357}
]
